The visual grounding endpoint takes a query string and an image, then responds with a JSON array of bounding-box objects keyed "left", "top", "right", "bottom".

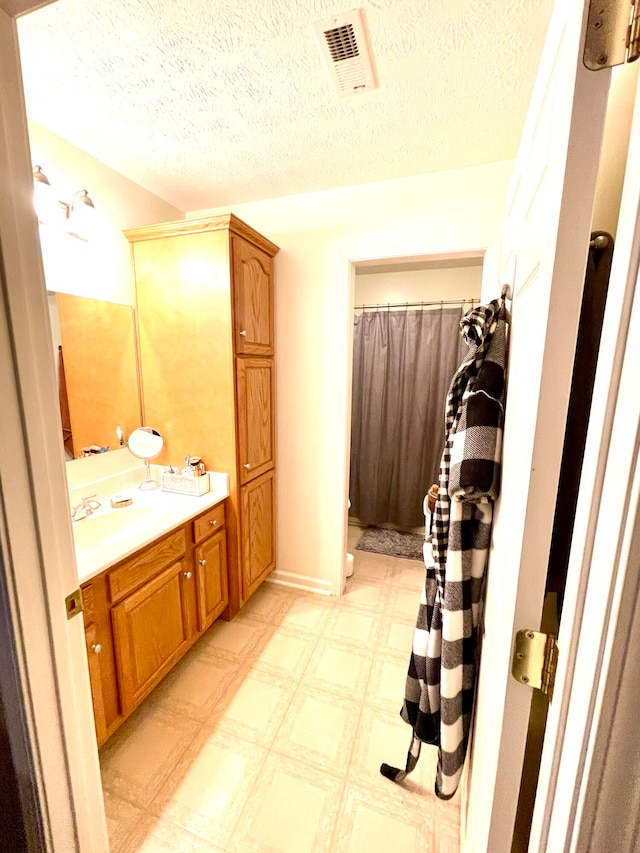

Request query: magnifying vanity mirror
[{"left": 127, "top": 427, "right": 164, "bottom": 489}]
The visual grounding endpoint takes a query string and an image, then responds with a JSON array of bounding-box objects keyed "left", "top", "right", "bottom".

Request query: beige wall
[
  {"left": 35, "top": 142, "right": 512, "bottom": 591},
  {"left": 28, "top": 120, "right": 183, "bottom": 304},
  {"left": 190, "top": 160, "right": 513, "bottom": 592},
  {"left": 28, "top": 121, "right": 184, "bottom": 483},
  {"left": 354, "top": 263, "right": 483, "bottom": 309},
  {"left": 35, "top": 147, "right": 512, "bottom": 592}
]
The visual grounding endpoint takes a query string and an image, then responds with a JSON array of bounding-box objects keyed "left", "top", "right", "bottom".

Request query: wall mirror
[{"left": 48, "top": 293, "right": 142, "bottom": 458}]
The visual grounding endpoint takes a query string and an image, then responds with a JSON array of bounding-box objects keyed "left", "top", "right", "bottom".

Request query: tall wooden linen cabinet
[{"left": 124, "top": 215, "right": 279, "bottom": 618}]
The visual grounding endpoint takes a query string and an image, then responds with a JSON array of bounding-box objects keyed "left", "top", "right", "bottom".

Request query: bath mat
[{"left": 356, "top": 528, "right": 425, "bottom": 562}]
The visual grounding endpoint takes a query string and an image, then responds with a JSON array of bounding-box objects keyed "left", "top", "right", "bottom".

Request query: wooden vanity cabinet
[
  {"left": 125, "top": 215, "right": 279, "bottom": 618},
  {"left": 83, "top": 622, "right": 108, "bottom": 744},
  {"left": 232, "top": 235, "right": 274, "bottom": 356},
  {"left": 81, "top": 576, "right": 120, "bottom": 747},
  {"left": 241, "top": 469, "right": 276, "bottom": 600},
  {"left": 80, "top": 502, "right": 228, "bottom": 744},
  {"left": 193, "top": 502, "right": 229, "bottom": 632},
  {"left": 194, "top": 530, "right": 228, "bottom": 632},
  {"left": 111, "top": 558, "right": 193, "bottom": 716},
  {"left": 236, "top": 357, "right": 275, "bottom": 486}
]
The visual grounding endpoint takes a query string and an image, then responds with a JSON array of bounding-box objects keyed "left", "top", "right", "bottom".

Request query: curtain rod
[{"left": 354, "top": 298, "right": 476, "bottom": 310}]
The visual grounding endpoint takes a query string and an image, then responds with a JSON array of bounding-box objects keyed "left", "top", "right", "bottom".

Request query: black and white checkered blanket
[{"left": 382, "top": 297, "right": 507, "bottom": 800}]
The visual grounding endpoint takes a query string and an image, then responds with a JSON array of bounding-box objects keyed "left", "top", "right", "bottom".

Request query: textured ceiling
[{"left": 17, "top": 0, "right": 554, "bottom": 212}]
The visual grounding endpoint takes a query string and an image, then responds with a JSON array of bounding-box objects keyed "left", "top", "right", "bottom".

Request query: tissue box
[{"left": 161, "top": 472, "right": 210, "bottom": 496}]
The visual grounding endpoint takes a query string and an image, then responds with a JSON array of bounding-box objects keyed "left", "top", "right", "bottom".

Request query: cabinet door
[
  {"left": 237, "top": 357, "right": 274, "bottom": 485},
  {"left": 232, "top": 236, "right": 274, "bottom": 355},
  {"left": 241, "top": 469, "right": 276, "bottom": 601},
  {"left": 195, "top": 529, "right": 228, "bottom": 633},
  {"left": 112, "top": 559, "right": 191, "bottom": 715},
  {"left": 82, "top": 576, "right": 121, "bottom": 743},
  {"left": 84, "top": 622, "right": 108, "bottom": 744}
]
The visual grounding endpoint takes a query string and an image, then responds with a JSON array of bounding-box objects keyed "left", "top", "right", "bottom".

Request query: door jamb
[{"left": 331, "top": 245, "right": 488, "bottom": 601}]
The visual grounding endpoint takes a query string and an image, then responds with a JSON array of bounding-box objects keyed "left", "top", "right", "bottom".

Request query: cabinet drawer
[
  {"left": 108, "top": 528, "right": 186, "bottom": 603},
  {"left": 193, "top": 503, "right": 226, "bottom": 544},
  {"left": 81, "top": 582, "right": 96, "bottom": 627}
]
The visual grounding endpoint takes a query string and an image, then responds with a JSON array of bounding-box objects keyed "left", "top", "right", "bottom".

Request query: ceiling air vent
[{"left": 313, "top": 9, "right": 378, "bottom": 97}]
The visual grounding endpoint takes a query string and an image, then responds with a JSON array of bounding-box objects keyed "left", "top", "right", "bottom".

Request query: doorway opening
[{"left": 346, "top": 253, "right": 484, "bottom": 571}]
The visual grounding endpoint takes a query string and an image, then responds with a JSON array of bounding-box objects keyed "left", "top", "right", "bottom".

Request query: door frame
[
  {"left": 0, "top": 8, "right": 108, "bottom": 850},
  {"left": 330, "top": 245, "right": 491, "bottom": 597},
  {"left": 4, "top": 0, "right": 638, "bottom": 848}
]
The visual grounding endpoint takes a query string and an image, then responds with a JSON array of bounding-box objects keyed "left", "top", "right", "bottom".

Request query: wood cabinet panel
[
  {"left": 241, "top": 470, "right": 276, "bottom": 600},
  {"left": 81, "top": 508, "right": 231, "bottom": 746},
  {"left": 84, "top": 622, "right": 108, "bottom": 744},
  {"left": 111, "top": 559, "right": 191, "bottom": 715},
  {"left": 82, "top": 582, "right": 96, "bottom": 627},
  {"left": 193, "top": 503, "right": 226, "bottom": 544},
  {"left": 81, "top": 573, "right": 120, "bottom": 744},
  {"left": 133, "top": 229, "right": 237, "bottom": 469},
  {"left": 108, "top": 528, "right": 186, "bottom": 603},
  {"left": 123, "top": 213, "right": 278, "bottom": 255},
  {"left": 195, "top": 529, "right": 228, "bottom": 632},
  {"left": 127, "top": 215, "right": 279, "bottom": 617},
  {"left": 236, "top": 358, "right": 274, "bottom": 485},
  {"left": 232, "top": 236, "right": 274, "bottom": 356}
]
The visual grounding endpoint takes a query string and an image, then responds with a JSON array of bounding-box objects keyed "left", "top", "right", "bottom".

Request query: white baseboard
[{"left": 266, "top": 570, "right": 334, "bottom": 596}]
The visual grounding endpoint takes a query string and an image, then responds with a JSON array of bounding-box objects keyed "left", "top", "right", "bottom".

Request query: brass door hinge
[
  {"left": 584, "top": 0, "right": 640, "bottom": 70},
  {"left": 65, "top": 588, "right": 83, "bottom": 620},
  {"left": 511, "top": 629, "right": 558, "bottom": 701}
]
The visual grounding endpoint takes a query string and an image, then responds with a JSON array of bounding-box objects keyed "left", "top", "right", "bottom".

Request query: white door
[
  {"left": 0, "top": 8, "right": 109, "bottom": 851},
  {"left": 530, "top": 67, "right": 640, "bottom": 852},
  {"left": 464, "top": 1, "right": 611, "bottom": 849}
]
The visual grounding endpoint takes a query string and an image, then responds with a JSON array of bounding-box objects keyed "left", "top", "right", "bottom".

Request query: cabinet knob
[
  {"left": 210, "top": 519, "right": 218, "bottom": 527},
  {"left": 91, "top": 643, "right": 102, "bottom": 654},
  {"left": 183, "top": 571, "right": 193, "bottom": 579},
  {"left": 198, "top": 559, "right": 207, "bottom": 567},
  {"left": 244, "top": 463, "right": 251, "bottom": 470},
  {"left": 239, "top": 330, "right": 247, "bottom": 336}
]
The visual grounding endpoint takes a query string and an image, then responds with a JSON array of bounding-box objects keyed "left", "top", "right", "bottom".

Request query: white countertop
[{"left": 73, "top": 472, "right": 229, "bottom": 584}]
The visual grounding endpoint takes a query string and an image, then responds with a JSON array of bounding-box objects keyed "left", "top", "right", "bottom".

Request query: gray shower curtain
[{"left": 349, "top": 307, "right": 466, "bottom": 530}]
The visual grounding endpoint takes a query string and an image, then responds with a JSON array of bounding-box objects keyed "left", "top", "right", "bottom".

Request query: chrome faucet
[{"left": 71, "top": 494, "right": 101, "bottom": 522}]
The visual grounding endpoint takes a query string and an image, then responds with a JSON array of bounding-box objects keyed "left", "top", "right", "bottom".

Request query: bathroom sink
[{"left": 72, "top": 506, "right": 158, "bottom": 552}]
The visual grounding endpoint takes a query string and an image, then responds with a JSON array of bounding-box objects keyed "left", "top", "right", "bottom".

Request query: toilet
[
  {"left": 345, "top": 499, "right": 354, "bottom": 578},
  {"left": 345, "top": 550, "right": 354, "bottom": 578}
]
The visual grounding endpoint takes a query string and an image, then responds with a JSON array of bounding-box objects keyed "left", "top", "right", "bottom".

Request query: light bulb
[
  {"left": 32, "top": 165, "right": 55, "bottom": 224},
  {"left": 66, "top": 190, "right": 95, "bottom": 241}
]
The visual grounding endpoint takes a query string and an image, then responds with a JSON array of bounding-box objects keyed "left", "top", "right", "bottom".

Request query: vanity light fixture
[
  {"left": 32, "top": 164, "right": 96, "bottom": 241},
  {"left": 64, "top": 189, "right": 95, "bottom": 241},
  {"left": 32, "top": 164, "right": 54, "bottom": 224}
]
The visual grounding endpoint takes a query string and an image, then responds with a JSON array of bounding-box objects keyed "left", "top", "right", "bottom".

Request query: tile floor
[{"left": 100, "top": 525, "right": 460, "bottom": 852}]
